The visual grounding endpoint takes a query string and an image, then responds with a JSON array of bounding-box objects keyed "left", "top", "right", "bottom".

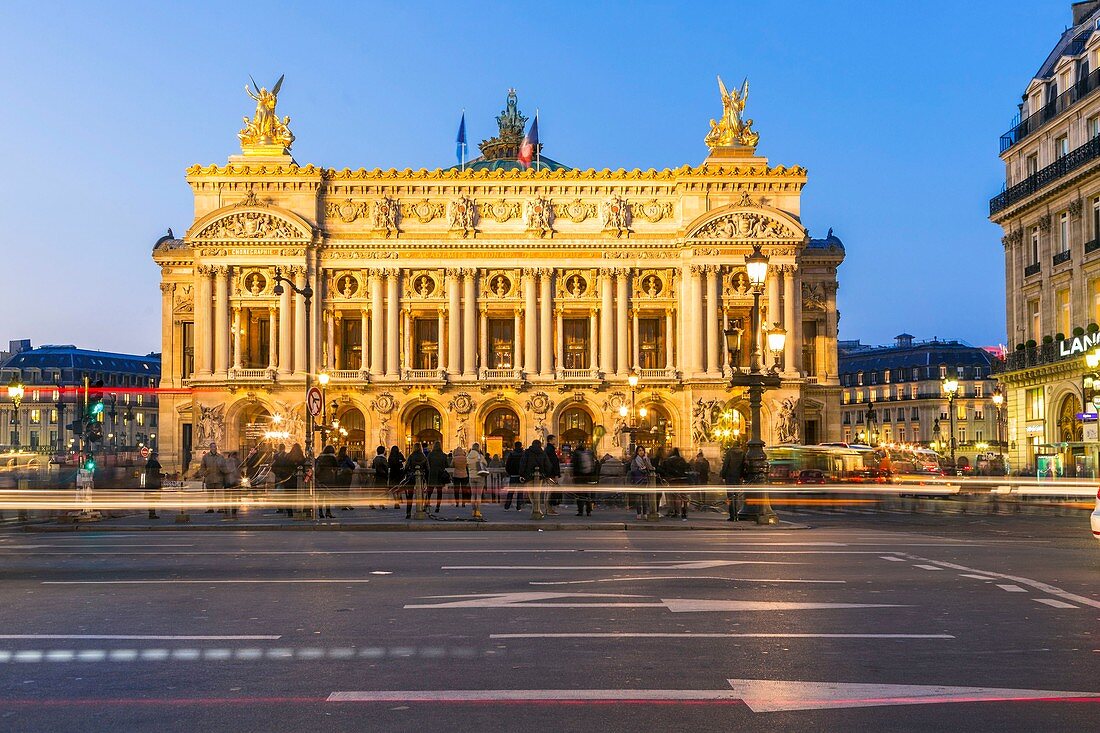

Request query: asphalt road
[{"left": 0, "top": 513, "right": 1097, "bottom": 732}]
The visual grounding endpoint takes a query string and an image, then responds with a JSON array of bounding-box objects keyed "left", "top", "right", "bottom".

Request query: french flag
[{"left": 518, "top": 114, "right": 539, "bottom": 168}]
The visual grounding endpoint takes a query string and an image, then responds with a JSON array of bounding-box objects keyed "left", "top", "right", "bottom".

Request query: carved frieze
[
  {"left": 325, "top": 199, "right": 369, "bottom": 223},
  {"left": 802, "top": 281, "right": 827, "bottom": 311},
  {"left": 692, "top": 212, "right": 797, "bottom": 240},
  {"left": 194, "top": 212, "right": 307, "bottom": 241},
  {"left": 402, "top": 199, "right": 445, "bottom": 223},
  {"left": 449, "top": 196, "right": 479, "bottom": 237},
  {"left": 372, "top": 196, "right": 400, "bottom": 236},
  {"left": 602, "top": 196, "right": 631, "bottom": 237},
  {"left": 479, "top": 199, "right": 521, "bottom": 223},
  {"left": 554, "top": 198, "right": 598, "bottom": 223},
  {"left": 524, "top": 197, "right": 554, "bottom": 237},
  {"left": 631, "top": 199, "right": 673, "bottom": 223}
]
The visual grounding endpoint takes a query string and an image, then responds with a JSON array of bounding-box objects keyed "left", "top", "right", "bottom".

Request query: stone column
[
  {"left": 705, "top": 266, "right": 719, "bottom": 375},
  {"left": 685, "top": 265, "right": 703, "bottom": 376},
  {"left": 293, "top": 268, "right": 308, "bottom": 376},
  {"left": 664, "top": 308, "right": 674, "bottom": 371},
  {"left": 195, "top": 266, "right": 213, "bottom": 377},
  {"left": 369, "top": 273, "right": 383, "bottom": 376},
  {"left": 783, "top": 265, "right": 797, "bottom": 374},
  {"left": 589, "top": 310, "right": 599, "bottom": 374},
  {"left": 326, "top": 310, "right": 336, "bottom": 370},
  {"left": 232, "top": 307, "right": 242, "bottom": 370},
  {"left": 539, "top": 269, "right": 553, "bottom": 376},
  {"left": 447, "top": 270, "right": 461, "bottom": 375},
  {"left": 523, "top": 270, "right": 537, "bottom": 376},
  {"left": 513, "top": 308, "right": 523, "bottom": 372},
  {"left": 631, "top": 307, "right": 640, "bottom": 372},
  {"left": 479, "top": 306, "right": 488, "bottom": 374},
  {"left": 386, "top": 271, "right": 400, "bottom": 376},
  {"left": 767, "top": 266, "right": 780, "bottom": 329},
  {"left": 555, "top": 307, "right": 564, "bottom": 375},
  {"left": 792, "top": 269, "right": 803, "bottom": 375},
  {"left": 214, "top": 266, "right": 230, "bottom": 376},
  {"left": 463, "top": 270, "right": 477, "bottom": 377},
  {"left": 159, "top": 283, "right": 175, "bottom": 383},
  {"left": 268, "top": 308, "right": 278, "bottom": 370},
  {"left": 360, "top": 308, "right": 369, "bottom": 373},
  {"left": 616, "top": 270, "right": 629, "bottom": 376},
  {"left": 825, "top": 283, "right": 838, "bottom": 378},
  {"left": 278, "top": 273, "right": 292, "bottom": 377},
  {"left": 402, "top": 308, "right": 411, "bottom": 374},
  {"left": 600, "top": 272, "right": 614, "bottom": 376}
]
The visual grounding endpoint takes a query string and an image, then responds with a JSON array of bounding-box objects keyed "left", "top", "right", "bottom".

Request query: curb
[{"left": 22, "top": 520, "right": 810, "bottom": 533}]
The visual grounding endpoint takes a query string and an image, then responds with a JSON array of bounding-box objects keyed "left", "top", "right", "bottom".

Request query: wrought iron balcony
[
  {"left": 1024, "top": 262, "right": 1041, "bottom": 277},
  {"left": 1052, "top": 249, "right": 1073, "bottom": 267},
  {"left": 999, "top": 62, "right": 1097, "bottom": 153},
  {"left": 991, "top": 135, "right": 1100, "bottom": 215},
  {"left": 1086, "top": 238, "right": 1100, "bottom": 254},
  {"left": 997, "top": 344, "right": 1059, "bottom": 372}
]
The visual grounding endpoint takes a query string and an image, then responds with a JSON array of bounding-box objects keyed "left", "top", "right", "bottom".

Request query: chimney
[
  {"left": 895, "top": 333, "right": 914, "bottom": 348},
  {"left": 1073, "top": 1, "right": 1100, "bottom": 25}
]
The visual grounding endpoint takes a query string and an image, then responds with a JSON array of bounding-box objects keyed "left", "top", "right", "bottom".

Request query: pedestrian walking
[
  {"left": 544, "top": 435, "right": 562, "bottom": 515},
  {"left": 572, "top": 443, "right": 597, "bottom": 516},
  {"left": 336, "top": 446, "right": 356, "bottom": 511},
  {"left": 691, "top": 450, "right": 711, "bottom": 485},
  {"left": 426, "top": 442, "right": 449, "bottom": 513},
  {"left": 315, "top": 445, "right": 338, "bottom": 519},
  {"left": 451, "top": 446, "right": 470, "bottom": 507},
  {"left": 721, "top": 444, "right": 747, "bottom": 521},
  {"left": 223, "top": 450, "right": 241, "bottom": 518},
  {"left": 521, "top": 439, "right": 552, "bottom": 516},
  {"left": 198, "top": 442, "right": 226, "bottom": 514},
  {"left": 405, "top": 443, "right": 428, "bottom": 518},
  {"left": 370, "top": 446, "right": 389, "bottom": 509},
  {"left": 628, "top": 446, "right": 654, "bottom": 519},
  {"left": 467, "top": 442, "right": 488, "bottom": 518},
  {"left": 503, "top": 441, "right": 525, "bottom": 510},
  {"left": 271, "top": 443, "right": 294, "bottom": 516},
  {"left": 661, "top": 447, "right": 691, "bottom": 520},
  {"left": 144, "top": 450, "right": 162, "bottom": 519},
  {"left": 286, "top": 443, "right": 307, "bottom": 514}
]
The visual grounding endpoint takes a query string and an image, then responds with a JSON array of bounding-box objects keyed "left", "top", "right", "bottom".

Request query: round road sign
[{"left": 306, "top": 386, "right": 323, "bottom": 417}]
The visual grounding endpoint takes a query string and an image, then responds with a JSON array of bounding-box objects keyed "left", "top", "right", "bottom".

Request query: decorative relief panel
[
  {"left": 239, "top": 270, "right": 270, "bottom": 296},
  {"left": 692, "top": 211, "right": 796, "bottom": 240},
  {"left": 554, "top": 198, "right": 598, "bottom": 224},
  {"left": 722, "top": 268, "right": 752, "bottom": 298},
  {"left": 524, "top": 197, "right": 554, "bottom": 237},
  {"left": 482, "top": 271, "right": 516, "bottom": 298},
  {"left": 173, "top": 284, "right": 194, "bottom": 314},
  {"left": 402, "top": 199, "right": 445, "bottom": 223},
  {"left": 372, "top": 197, "right": 400, "bottom": 236},
  {"left": 634, "top": 270, "right": 672, "bottom": 298},
  {"left": 325, "top": 199, "right": 368, "bottom": 223},
  {"left": 802, "top": 282, "right": 827, "bottom": 311},
  {"left": 558, "top": 271, "right": 591, "bottom": 298},
  {"left": 333, "top": 272, "right": 361, "bottom": 298},
  {"left": 449, "top": 196, "right": 478, "bottom": 237},
  {"left": 405, "top": 271, "right": 440, "bottom": 298},
  {"left": 194, "top": 212, "right": 307, "bottom": 241},
  {"left": 479, "top": 199, "right": 521, "bottom": 223},
  {"left": 602, "top": 196, "right": 631, "bottom": 237},
  {"left": 631, "top": 199, "right": 673, "bottom": 223}
]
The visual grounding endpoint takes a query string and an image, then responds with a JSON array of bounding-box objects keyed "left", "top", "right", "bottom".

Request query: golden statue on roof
[
  {"left": 705, "top": 75, "right": 759, "bottom": 150},
  {"left": 239, "top": 74, "right": 295, "bottom": 153}
]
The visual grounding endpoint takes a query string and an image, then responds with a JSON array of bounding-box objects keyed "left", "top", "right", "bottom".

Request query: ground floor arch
[
  {"left": 484, "top": 406, "right": 521, "bottom": 456},
  {"left": 558, "top": 405, "right": 595, "bottom": 451},
  {"left": 634, "top": 402, "right": 674, "bottom": 451},
  {"left": 407, "top": 405, "right": 443, "bottom": 450},
  {"left": 334, "top": 405, "right": 367, "bottom": 460}
]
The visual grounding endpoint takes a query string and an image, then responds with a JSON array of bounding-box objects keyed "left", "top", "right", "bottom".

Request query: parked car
[{"left": 795, "top": 469, "right": 826, "bottom": 485}]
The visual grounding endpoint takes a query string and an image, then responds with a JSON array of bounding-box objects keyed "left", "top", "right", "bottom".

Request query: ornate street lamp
[
  {"left": 7, "top": 378, "right": 24, "bottom": 449},
  {"left": 272, "top": 268, "right": 316, "bottom": 515},
  {"left": 991, "top": 386, "right": 1005, "bottom": 470},
  {"left": 942, "top": 376, "right": 960, "bottom": 475},
  {"left": 724, "top": 243, "right": 781, "bottom": 524},
  {"left": 765, "top": 324, "right": 787, "bottom": 373}
]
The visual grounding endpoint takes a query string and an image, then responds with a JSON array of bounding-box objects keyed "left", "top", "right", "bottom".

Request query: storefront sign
[
  {"left": 1058, "top": 332, "right": 1100, "bottom": 357},
  {"left": 1025, "top": 424, "right": 1045, "bottom": 434},
  {"left": 1085, "top": 422, "right": 1099, "bottom": 442}
]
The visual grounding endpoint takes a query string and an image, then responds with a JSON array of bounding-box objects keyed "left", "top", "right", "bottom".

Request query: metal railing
[
  {"left": 1086, "top": 238, "right": 1100, "bottom": 254},
  {"left": 637, "top": 368, "right": 675, "bottom": 380},
  {"left": 998, "top": 343, "right": 1060, "bottom": 372},
  {"left": 330, "top": 369, "right": 364, "bottom": 381},
  {"left": 1052, "top": 249, "right": 1073, "bottom": 266},
  {"left": 999, "top": 62, "right": 1098, "bottom": 152},
  {"left": 481, "top": 368, "right": 517, "bottom": 380},
  {"left": 1024, "top": 262, "right": 1041, "bottom": 278},
  {"left": 229, "top": 368, "right": 271, "bottom": 381},
  {"left": 991, "top": 134, "right": 1100, "bottom": 215},
  {"left": 560, "top": 368, "right": 595, "bottom": 380}
]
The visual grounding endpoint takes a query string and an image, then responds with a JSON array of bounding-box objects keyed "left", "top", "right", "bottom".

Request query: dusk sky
[{"left": 0, "top": 1, "right": 1064, "bottom": 355}]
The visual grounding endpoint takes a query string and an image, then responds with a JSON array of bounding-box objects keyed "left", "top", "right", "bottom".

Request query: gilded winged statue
[
  {"left": 705, "top": 75, "right": 760, "bottom": 149},
  {"left": 239, "top": 74, "right": 295, "bottom": 150}
]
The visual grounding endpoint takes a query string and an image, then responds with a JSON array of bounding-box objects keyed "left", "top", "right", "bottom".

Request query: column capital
[
  {"left": 689, "top": 264, "right": 706, "bottom": 275},
  {"left": 160, "top": 282, "right": 176, "bottom": 294}
]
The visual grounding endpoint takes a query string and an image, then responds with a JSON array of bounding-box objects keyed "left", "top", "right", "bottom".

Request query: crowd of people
[{"left": 150, "top": 436, "right": 755, "bottom": 521}]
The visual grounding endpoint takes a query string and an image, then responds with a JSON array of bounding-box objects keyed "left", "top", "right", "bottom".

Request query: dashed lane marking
[
  {"left": 880, "top": 556, "right": 906, "bottom": 562},
  {"left": 960, "top": 574, "right": 996, "bottom": 580},
  {"left": 996, "top": 584, "right": 1027, "bottom": 593},
  {"left": 1034, "top": 598, "right": 1078, "bottom": 609},
  {"left": 913, "top": 565, "right": 944, "bottom": 571},
  {"left": 0, "top": 634, "right": 281, "bottom": 640},
  {"left": 490, "top": 633, "right": 954, "bottom": 640}
]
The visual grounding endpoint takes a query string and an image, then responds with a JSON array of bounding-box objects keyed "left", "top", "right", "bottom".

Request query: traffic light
[
  {"left": 84, "top": 420, "right": 103, "bottom": 444},
  {"left": 88, "top": 380, "right": 105, "bottom": 418},
  {"left": 66, "top": 420, "right": 84, "bottom": 437},
  {"left": 83, "top": 455, "right": 96, "bottom": 471}
]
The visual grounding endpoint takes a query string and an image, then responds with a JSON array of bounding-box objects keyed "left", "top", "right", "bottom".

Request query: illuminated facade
[{"left": 152, "top": 82, "right": 844, "bottom": 471}]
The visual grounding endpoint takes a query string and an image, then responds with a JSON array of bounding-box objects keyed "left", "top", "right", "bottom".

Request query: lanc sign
[{"left": 1058, "top": 332, "right": 1100, "bottom": 358}]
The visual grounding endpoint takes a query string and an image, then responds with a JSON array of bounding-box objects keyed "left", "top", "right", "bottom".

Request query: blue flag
[{"left": 456, "top": 112, "right": 467, "bottom": 165}]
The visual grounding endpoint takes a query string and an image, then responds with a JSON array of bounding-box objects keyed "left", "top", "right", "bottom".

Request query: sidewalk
[{"left": 22, "top": 502, "right": 808, "bottom": 532}]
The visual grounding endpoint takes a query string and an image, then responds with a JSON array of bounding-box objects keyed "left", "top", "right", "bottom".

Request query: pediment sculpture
[
  {"left": 194, "top": 212, "right": 307, "bottom": 241},
  {"left": 693, "top": 212, "right": 796, "bottom": 240}
]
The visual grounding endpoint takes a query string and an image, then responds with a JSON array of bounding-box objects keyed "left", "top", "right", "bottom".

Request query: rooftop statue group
[
  {"left": 705, "top": 75, "right": 760, "bottom": 150},
  {"left": 239, "top": 74, "right": 295, "bottom": 151}
]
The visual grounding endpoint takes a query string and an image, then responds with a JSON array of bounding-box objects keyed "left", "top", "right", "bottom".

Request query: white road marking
[
  {"left": 441, "top": 561, "right": 797, "bottom": 571},
  {"left": 41, "top": 580, "right": 373, "bottom": 585},
  {"left": 996, "top": 584, "right": 1026, "bottom": 593},
  {"left": 327, "top": 690, "right": 747, "bottom": 703},
  {"left": 13, "top": 549, "right": 909, "bottom": 556},
  {"left": 404, "top": 592, "right": 904, "bottom": 613},
  {"left": 896, "top": 554, "right": 1100, "bottom": 610},
  {"left": 880, "top": 556, "right": 906, "bottom": 562},
  {"left": 490, "top": 633, "right": 954, "bottom": 639},
  {"left": 0, "top": 634, "right": 281, "bottom": 640},
  {"left": 529, "top": 576, "right": 845, "bottom": 586},
  {"left": 6, "top": 544, "right": 196, "bottom": 549},
  {"left": 960, "top": 574, "right": 996, "bottom": 580},
  {"left": 913, "top": 565, "right": 944, "bottom": 571},
  {"left": 725, "top": 678, "right": 1100, "bottom": 712},
  {"left": 1034, "top": 598, "right": 1078, "bottom": 609},
  {"left": 0, "top": 645, "right": 497, "bottom": 663}
]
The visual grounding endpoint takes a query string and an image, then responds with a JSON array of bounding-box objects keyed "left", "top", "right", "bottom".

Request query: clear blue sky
[{"left": 0, "top": 0, "right": 1067, "bottom": 355}]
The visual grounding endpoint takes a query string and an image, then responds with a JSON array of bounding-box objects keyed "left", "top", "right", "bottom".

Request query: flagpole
[
  {"left": 461, "top": 108, "right": 466, "bottom": 173},
  {"left": 535, "top": 109, "right": 541, "bottom": 172}
]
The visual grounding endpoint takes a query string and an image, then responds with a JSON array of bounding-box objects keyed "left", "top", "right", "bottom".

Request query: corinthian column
[
  {"left": 782, "top": 265, "right": 797, "bottom": 374},
  {"left": 194, "top": 267, "right": 212, "bottom": 377},
  {"left": 159, "top": 283, "right": 175, "bottom": 383},
  {"left": 685, "top": 265, "right": 703, "bottom": 376},
  {"left": 386, "top": 270, "right": 400, "bottom": 376},
  {"left": 600, "top": 272, "right": 614, "bottom": 376},
  {"left": 212, "top": 267, "right": 230, "bottom": 376},
  {"left": 479, "top": 306, "right": 488, "bottom": 375},
  {"left": 369, "top": 272, "right": 383, "bottom": 376},
  {"left": 705, "top": 266, "right": 719, "bottom": 376},
  {"left": 359, "top": 308, "right": 369, "bottom": 373},
  {"left": 631, "top": 307, "right": 640, "bottom": 372},
  {"left": 616, "top": 270, "right": 629, "bottom": 376},
  {"left": 539, "top": 269, "right": 553, "bottom": 376},
  {"left": 792, "top": 268, "right": 803, "bottom": 375},
  {"left": 664, "top": 308, "right": 674, "bottom": 371},
  {"left": 278, "top": 272, "right": 292, "bottom": 376},
  {"left": 555, "top": 307, "right": 564, "bottom": 375},
  {"left": 447, "top": 270, "right": 461, "bottom": 375},
  {"left": 437, "top": 308, "right": 446, "bottom": 372},
  {"left": 293, "top": 268, "right": 308, "bottom": 377},
  {"left": 767, "top": 266, "right": 780, "bottom": 330},
  {"left": 523, "top": 270, "right": 537, "bottom": 376},
  {"left": 513, "top": 308, "right": 523, "bottom": 373},
  {"left": 268, "top": 308, "right": 277, "bottom": 370},
  {"left": 589, "top": 309, "right": 599, "bottom": 375},
  {"left": 463, "top": 270, "right": 477, "bottom": 377},
  {"left": 232, "top": 307, "right": 242, "bottom": 371}
]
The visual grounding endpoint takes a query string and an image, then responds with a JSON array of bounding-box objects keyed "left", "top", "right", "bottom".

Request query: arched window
[
  {"left": 336, "top": 407, "right": 366, "bottom": 460},
  {"left": 1058, "top": 394, "right": 1083, "bottom": 442},
  {"left": 635, "top": 404, "right": 673, "bottom": 450},
  {"left": 558, "top": 407, "right": 594, "bottom": 450},
  {"left": 485, "top": 407, "right": 520, "bottom": 447},
  {"left": 409, "top": 406, "right": 443, "bottom": 449}
]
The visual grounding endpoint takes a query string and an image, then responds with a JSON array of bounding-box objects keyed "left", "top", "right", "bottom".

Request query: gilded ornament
[
  {"left": 705, "top": 76, "right": 759, "bottom": 150},
  {"left": 692, "top": 212, "right": 795, "bottom": 240},
  {"left": 631, "top": 199, "right": 673, "bottom": 223},
  {"left": 372, "top": 196, "right": 400, "bottom": 236},
  {"left": 238, "top": 75, "right": 295, "bottom": 153},
  {"left": 449, "top": 196, "right": 479, "bottom": 236},
  {"left": 524, "top": 197, "right": 554, "bottom": 237},
  {"left": 325, "top": 199, "right": 369, "bottom": 223},
  {"left": 602, "top": 196, "right": 631, "bottom": 237},
  {"left": 402, "top": 199, "right": 445, "bottom": 223},
  {"left": 195, "top": 212, "right": 305, "bottom": 240},
  {"left": 554, "top": 199, "right": 597, "bottom": 223},
  {"left": 480, "top": 199, "right": 521, "bottom": 223}
]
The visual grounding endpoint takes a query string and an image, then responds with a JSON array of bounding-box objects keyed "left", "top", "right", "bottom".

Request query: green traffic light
[
  {"left": 84, "top": 459, "right": 95, "bottom": 471},
  {"left": 91, "top": 402, "right": 104, "bottom": 416}
]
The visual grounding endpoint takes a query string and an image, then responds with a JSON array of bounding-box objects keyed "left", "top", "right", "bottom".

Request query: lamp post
[
  {"left": 317, "top": 371, "right": 330, "bottom": 450},
  {"left": 942, "top": 376, "right": 960, "bottom": 476},
  {"left": 7, "top": 378, "right": 24, "bottom": 450},
  {"left": 723, "top": 243, "right": 783, "bottom": 525},
  {"left": 991, "top": 386, "right": 1005, "bottom": 471},
  {"left": 272, "top": 268, "right": 315, "bottom": 512},
  {"left": 54, "top": 384, "right": 65, "bottom": 456}
]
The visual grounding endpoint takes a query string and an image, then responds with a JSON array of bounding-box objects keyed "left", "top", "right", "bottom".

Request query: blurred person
[
  {"left": 572, "top": 443, "right": 597, "bottom": 517},
  {"left": 336, "top": 446, "right": 356, "bottom": 511},
  {"left": 271, "top": 443, "right": 295, "bottom": 516},
  {"left": 661, "top": 447, "right": 691, "bottom": 520},
  {"left": 721, "top": 443, "right": 746, "bottom": 521},
  {"left": 467, "top": 442, "right": 487, "bottom": 518},
  {"left": 286, "top": 443, "right": 306, "bottom": 514},
  {"left": 628, "top": 445, "right": 654, "bottom": 519},
  {"left": 544, "top": 435, "right": 562, "bottom": 514},
  {"left": 315, "top": 445, "right": 338, "bottom": 519},
  {"left": 388, "top": 445, "right": 406, "bottom": 510},
  {"left": 426, "top": 441, "right": 449, "bottom": 513},
  {"left": 223, "top": 450, "right": 241, "bottom": 518},
  {"left": 503, "top": 441, "right": 525, "bottom": 510},
  {"left": 370, "top": 446, "right": 389, "bottom": 509},
  {"left": 521, "top": 439, "right": 551, "bottom": 515},
  {"left": 198, "top": 442, "right": 226, "bottom": 514},
  {"left": 451, "top": 445, "right": 470, "bottom": 507},
  {"left": 144, "top": 450, "right": 162, "bottom": 519},
  {"left": 404, "top": 443, "right": 428, "bottom": 518},
  {"left": 691, "top": 450, "right": 711, "bottom": 485}
]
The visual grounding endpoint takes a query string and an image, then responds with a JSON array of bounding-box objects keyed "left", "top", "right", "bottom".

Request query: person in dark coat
[
  {"left": 572, "top": 444, "right": 596, "bottom": 517},
  {"left": 336, "top": 446, "right": 356, "bottom": 511},
  {"left": 371, "top": 446, "right": 389, "bottom": 509},
  {"left": 544, "top": 435, "right": 562, "bottom": 514},
  {"left": 661, "top": 447, "right": 691, "bottom": 519},
  {"left": 520, "top": 439, "right": 552, "bottom": 482},
  {"left": 404, "top": 443, "right": 428, "bottom": 518},
  {"left": 270, "top": 444, "right": 294, "bottom": 516},
  {"left": 720, "top": 444, "right": 747, "bottom": 521},
  {"left": 503, "top": 441, "right": 525, "bottom": 510},
  {"left": 144, "top": 451, "right": 162, "bottom": 519},
  {"left": 426, "top": 442, "right": 449, "bottom": 513},
  {"left": 315, "top": 445, "right": 338, "bottom": 518}
]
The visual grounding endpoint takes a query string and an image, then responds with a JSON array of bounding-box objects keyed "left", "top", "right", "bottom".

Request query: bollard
[
  {"left": 645, "top": 472, "right": 660, "bottom": 522},
  {"left": 414, "top": 469, "right": 427, "bottom": 520},
  {"left": 529, "top": 469, "right": 545, "bottom": 520}
]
